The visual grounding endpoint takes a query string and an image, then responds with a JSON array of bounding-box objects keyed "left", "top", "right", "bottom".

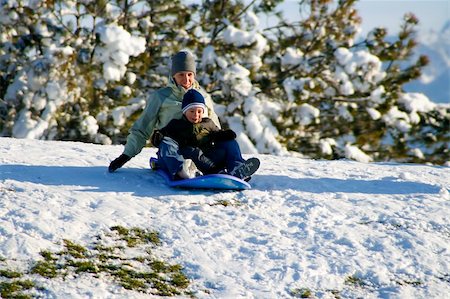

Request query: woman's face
[
  {"left": 173, "top": 71, "right": 195, "bottom": 89},
  {"left": 184, "top": 107, "right": 204, "bottom": 124}
]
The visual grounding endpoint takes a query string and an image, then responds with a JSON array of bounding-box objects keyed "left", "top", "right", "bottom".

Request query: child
[{"left": 152, "top": 89, "right": 260, "bottom": 180}]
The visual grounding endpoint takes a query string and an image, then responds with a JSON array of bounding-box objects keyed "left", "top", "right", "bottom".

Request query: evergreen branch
[{"left": 210, "top": 0, "right": 258, "bottom": 42}]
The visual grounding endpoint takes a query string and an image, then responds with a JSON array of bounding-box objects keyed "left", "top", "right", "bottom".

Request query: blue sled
[{"left": 150, "top": 158, "right": 251, "bottom": 190}]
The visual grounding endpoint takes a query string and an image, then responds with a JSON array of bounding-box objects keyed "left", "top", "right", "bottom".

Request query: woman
[{"left": 108, "top": 50, "right": 221, "bottom": 173}]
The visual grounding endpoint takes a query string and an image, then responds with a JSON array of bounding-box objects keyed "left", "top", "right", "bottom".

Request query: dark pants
[{"left": 212, "top": 140, "right": 246, "bottom": 172}]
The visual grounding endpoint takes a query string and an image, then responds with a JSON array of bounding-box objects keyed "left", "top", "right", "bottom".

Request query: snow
[
  {"left": 281, "top": 47, "right": 304, "bottom": 68},
  {"left": 297, "top": 103, "right": 320, "bottom": 125},
  {"left": 283, "top": 78, "right": 300, "bottom": 102},
  {"left": 334, "top": 48, "right": 386, "bottom": 96},
  {"left": 382, "top": 107, "right": 413, "bottom": 133},
  {"left": 80, "top": 115, "right": 99, "bottom": 136},
  {"left": 111, "top": 102, "right": 145, "bottom": 127},
  {"left": 366, "top": 107, "right": 381, "bottom": 120},
  {"left": 398, "top": 92, "right": 436, "bottom": 113},
  {"left": 94, "top": 24, "right": 146, "bottom": 82},
  {"left": 223, "top": 64, "right": 253, "bottom": 96},
  {"left": 1, "top": 137, "right": 449, "bottom": 298},
  {"left": 222, "top": 25, "right": 259, "bottom": 48},
  {"left": 344, "top": 144, "right": 372, "bottom": 163},
  {"left": 370, "top": 86, "right": 386, "bottom": 105},
  {"left": 319, "top": 138, "right": 336, "bottom": 155}
]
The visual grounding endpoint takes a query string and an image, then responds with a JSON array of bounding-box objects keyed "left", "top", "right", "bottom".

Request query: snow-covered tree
[
  {"left": 256, "top": 0, "right": 448, "bottom": 164},
  {"left": 0, "top": 0, "right": 189, "bottom": 144},
  {"left": 1, "top": 0, "right": 448, "bottom": 165}
]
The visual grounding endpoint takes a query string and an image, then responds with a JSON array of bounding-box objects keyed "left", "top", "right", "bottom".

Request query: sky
[
  {"left": 355, "top": 0, "right": 449, "bottom": 36},
  {"left": 266, "top": 0, "right": 449, "bottom": 37},
  {"left": 0, "top": 137, "right": 449, "bottom": 298}
]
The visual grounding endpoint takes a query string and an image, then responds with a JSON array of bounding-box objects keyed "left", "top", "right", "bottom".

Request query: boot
[
  {"left": 177, "top": 159, "right": 202, "bottom": 179},
  {"left": 229, "top": 157, "right": 260, "bottom": 180}
]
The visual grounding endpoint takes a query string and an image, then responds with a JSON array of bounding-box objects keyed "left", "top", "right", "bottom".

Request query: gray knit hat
[{"left": 171, "top": 51, "right": 196, "bottom": 76}]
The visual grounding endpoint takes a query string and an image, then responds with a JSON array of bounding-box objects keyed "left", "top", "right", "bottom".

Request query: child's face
[{"left": 184, "top": 107, "right": 204, "bottom": 124}]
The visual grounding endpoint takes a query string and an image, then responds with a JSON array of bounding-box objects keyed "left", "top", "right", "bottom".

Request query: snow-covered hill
[{"left": 0, "top": 137, "right": 449, "bottom": 298}]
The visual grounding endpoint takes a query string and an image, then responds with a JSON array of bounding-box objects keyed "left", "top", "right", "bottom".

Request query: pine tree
[
  {"left": 0, "top": 0, "right": 191, "bottom": 144},
  {"left": 256, "top": 0, "right": 448, "bottom": 164}
]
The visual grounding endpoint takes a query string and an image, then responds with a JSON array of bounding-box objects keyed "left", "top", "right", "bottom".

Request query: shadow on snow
[
  {"left": 0, "top": 164, "right": 441, "bottom": 196},
  {"left": 0, "top": 164, "right": 192, "bottom": 197},
  {"left": 252, "top": 174, "right": 441, "bottom": 194}
]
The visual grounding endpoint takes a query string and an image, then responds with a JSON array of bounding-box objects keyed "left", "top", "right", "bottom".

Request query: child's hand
[{"left": 211, "top": 129, "right": 236, "bottom": 142}]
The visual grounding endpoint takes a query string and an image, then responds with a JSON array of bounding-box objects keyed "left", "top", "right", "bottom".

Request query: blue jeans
[
  {"left": 212, "top": 140, "right": 245, "bottom": 172},
  {"left": 156, "top": 137, "right": 184, "bottom": 179},
  {"left": 157, "top": 137, "right": 245, "bottom": 178}
]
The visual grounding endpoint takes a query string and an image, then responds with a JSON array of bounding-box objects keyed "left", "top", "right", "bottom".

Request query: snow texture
[{"left": 0, "top": 137, "right": 449, "bottom": 298}]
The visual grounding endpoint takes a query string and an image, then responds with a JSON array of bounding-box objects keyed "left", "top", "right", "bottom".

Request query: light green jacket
[{"left": 123, "top": 78, "right": 221, "bottom": 158}]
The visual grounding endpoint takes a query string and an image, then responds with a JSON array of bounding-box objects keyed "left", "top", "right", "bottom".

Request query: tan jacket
[{"left": 123, "top": 78, "right": 220, "bottom": 157}]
